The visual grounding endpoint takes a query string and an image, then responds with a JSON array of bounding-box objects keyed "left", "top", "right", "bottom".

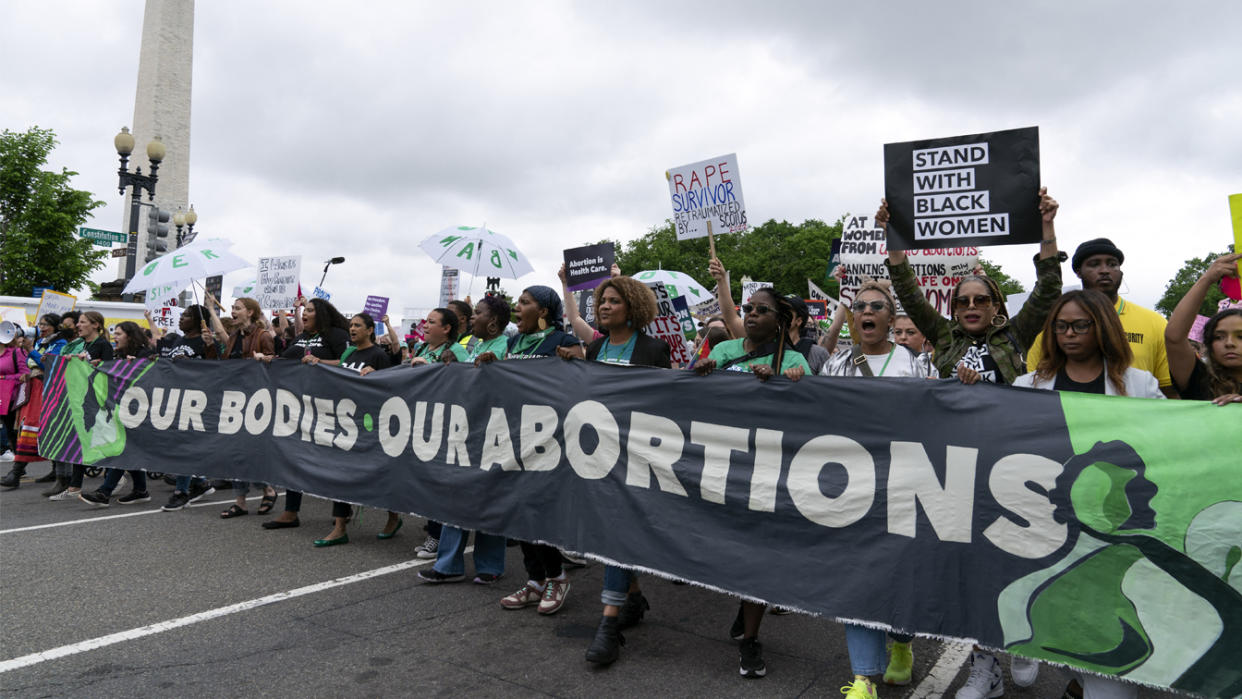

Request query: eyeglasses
[
  {"left": 954, "top": 295, "right": 993, "bottom": 309},
  {"left": 741, "top": 303, "right": 774, "bottom": 316},
  {"left": 851, "top": 300, "right": 888, "bottom": 313},
  {"left": 1053, "top": 319, "right": 1094, "bottom": 335}
]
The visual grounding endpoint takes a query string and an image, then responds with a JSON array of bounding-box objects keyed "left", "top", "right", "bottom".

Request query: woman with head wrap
[{"left": 479, "top": 286, "right": 583, "bottom": 615}]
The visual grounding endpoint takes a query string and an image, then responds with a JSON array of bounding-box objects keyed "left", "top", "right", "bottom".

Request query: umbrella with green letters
[
  {"left": 418, "top": 225, "right": 533, "bottom": 280},
  {"left": 122, "top": 238, "right": 250, "bottom": 296},
  {"left": 633, "top": 269, "right": 713, "bottom": 306}
]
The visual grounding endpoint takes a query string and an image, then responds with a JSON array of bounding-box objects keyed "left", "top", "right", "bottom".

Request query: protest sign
[
  {"left": 38, "top": 356, "right": 1242, "bottom": 697},
  {"left": 311, "top": 286, "right": 331, "bottom": 301},
  {"left": 363, "top": 295, "right": 390, "bottom": 335},
  {"left": 232, "top": 280, "right": 257, "bottom": 299},
  {"left": 666, "top": 153, "right": 747, "bottom": 242},
  {"left": 256, "top": 256, "right": 301, "bottom": 309},
  {"left": 563, "top": 243, "right": 615, "bottom": 292},
  {"left": 35, "top": 290, "right": 76, "bottom": 322},
  {"left": 644, "top": 282, "right": 693, "bottom": 365},
  {"left": 670, "top": 296, "right": 696, "bottom": 336},
  {"left": 740, "top": 281, "right": 771, "bottom": 308},
  {"left": 1226, "top": 193, "right": 1242, "bottom": 300},
  {"left": 401, "top": 307, "right": 433, "bottom": 344},
  {"left": 839, "top": 213, "right": 977, "bottom": 316},
  {"left": 438, "top": 266, "right": 459, "bottom": 307},
  {"left": 0, "top": 306, "right": 27, "bottom": 325},
  {"left": 807, "top": 280, "right": 841, "bottom": 317},
  {"left": 149, "top": 306, "right": 184, "bottom": 333},
  {"left": 884, "top": 126, "right": 1041, "bottom": 250},
  {"left": 826, "top": 239, "right": 842, "bottom": 281},
  {"left": 576, "top": 291, "right": 595, "bottom": 328}
]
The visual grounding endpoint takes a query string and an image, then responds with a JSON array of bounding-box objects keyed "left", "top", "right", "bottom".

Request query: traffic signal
[{"left": 145, "top": 206, "right": 170, "bottom": 260}]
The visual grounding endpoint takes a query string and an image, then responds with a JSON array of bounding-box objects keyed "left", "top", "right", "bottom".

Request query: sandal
[
  {"left": 220, "top": 504, "right": 249, "bottom": 519},
  {"left": 257, "top": 491, "right": 277, "bottom": 515}
]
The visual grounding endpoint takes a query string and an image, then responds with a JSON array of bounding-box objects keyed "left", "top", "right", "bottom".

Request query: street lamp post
[
  {"left": 115, "top": 127, "right": 165, "bottom": 301},
  {"left": 173, "top": 205, "right": 197, "bottom": 246}
]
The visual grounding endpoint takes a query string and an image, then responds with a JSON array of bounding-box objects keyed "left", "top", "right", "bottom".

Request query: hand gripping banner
[{"left": 39, "top": 356, "right": 1241, "bottom": 696}]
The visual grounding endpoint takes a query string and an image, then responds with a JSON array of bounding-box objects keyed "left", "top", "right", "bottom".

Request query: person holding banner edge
[
  {"left": 568, "top": 275, "right": 670, "bottom": 666},
  {"left": 0, "top": 314, "right": 70, "bottom": 489},
  {"left": 219, "top": 297, "right": 279, "bottom": 519},
  {"left": 879, "top": 187, "right": 1062, "bottom": 386},
  {"left": 694, "top": 288, "right": 808, "bottom": 679},
  {"left": 478, "top": 286, "right": 583, "bottom": 614},
  {"left": 49, "top": 312, "right": 115, "bottom": 502}
]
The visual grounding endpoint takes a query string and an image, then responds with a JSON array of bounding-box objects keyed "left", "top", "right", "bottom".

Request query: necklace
[{"left": 600, "top": 333, "right": 638, "bottom": 364}]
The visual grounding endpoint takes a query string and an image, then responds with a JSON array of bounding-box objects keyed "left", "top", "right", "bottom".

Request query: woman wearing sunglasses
[
  {"left": 877, "top": 188, "right": 1063, "bottom": 385},
  {"left": 694, "top": 288, "right": 808, "bottom": 680}
]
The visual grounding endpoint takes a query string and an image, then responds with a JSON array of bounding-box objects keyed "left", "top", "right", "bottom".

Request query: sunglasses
[
  {"left": 954, "top": 295, "right": 993, "bottom": 309},
  {"left": 741, "top": 303, "right": 774, "bottom": 316},
  {"left": 1053, "top": 319, "right": 1094, "bottom": 335},
  {"left": 851, "top": 300, "right": 888, "bottom": 313}
]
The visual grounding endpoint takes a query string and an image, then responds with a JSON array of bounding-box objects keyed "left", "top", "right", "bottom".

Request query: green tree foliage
[
  {"left": 978, "top": 257, "right": 1026, "bottom": 297},
  {"left": 1155, "top": 245, "right": 1234, "bottom": 318},
  {"left": 0, "top": 127, "right": 106, "bottom": 296},
  {"left": 613, "top": 218, "right": 844, "bottom": 301}
]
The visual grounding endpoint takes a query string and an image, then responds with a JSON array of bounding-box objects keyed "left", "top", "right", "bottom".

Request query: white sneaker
[
  {"left": 415, "top": 536, "right": 439, "bottom": 559},
  {"left": 0, "top": 450, "right": 14, "bottom": 462},
  {"left": 1010, "top": 655, "right": 1038, "bottom": 687},
  {"left": 49, "top": 488, "right": 81, "bottom": 501},
  {"left": 956, "top": 651, "right": 1004, "bottom": 699}
]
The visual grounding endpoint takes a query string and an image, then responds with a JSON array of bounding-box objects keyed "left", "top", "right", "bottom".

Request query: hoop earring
[
  {"left": 991, "top": 314, "right": 1008, "bottom": 327},
  {"left": 488, "top": 322, "right": 498, "bottom": 335},
  {"left": 538, "top": 318, "right": 549, "bottom": 331}
]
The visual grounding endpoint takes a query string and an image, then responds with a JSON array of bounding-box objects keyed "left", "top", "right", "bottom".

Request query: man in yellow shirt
[{"left": 1026, "top": 238, "right": 1175, "bottom": 397}]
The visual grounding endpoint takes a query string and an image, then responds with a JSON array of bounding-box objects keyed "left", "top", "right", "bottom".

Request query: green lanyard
[
  {"left": 599, "top": 333, "right": 637, "bottom": 364},
  {"left": 339, "top": 346, "right": 358, "bottom": 364},
  {"left": 875, "top": 344, "right": 895, "bottom": 377}
]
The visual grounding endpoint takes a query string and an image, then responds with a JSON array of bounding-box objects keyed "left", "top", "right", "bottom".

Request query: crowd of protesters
[{"left": 2, "top": 188, "right": 1240, "bottom": 699}]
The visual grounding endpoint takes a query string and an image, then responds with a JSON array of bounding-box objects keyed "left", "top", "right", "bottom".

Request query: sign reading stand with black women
[{"left": 884, "top": 126, "right": 1041, "bottom": 250}]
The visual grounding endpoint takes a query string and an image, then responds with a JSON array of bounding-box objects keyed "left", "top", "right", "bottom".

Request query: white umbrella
[
  {"left": 418, "top": 225, "right": 533, "bottom": 279},
  {"left": 633, "top": 269, "right": 713, "bottom": 306},
  {"left": 123, "top": 238, "right": 250, "bottom": 295}
]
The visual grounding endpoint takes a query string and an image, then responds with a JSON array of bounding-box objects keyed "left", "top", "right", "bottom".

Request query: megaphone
[{"left": 0, "top": 321, "right": 38, "bottom": 344}]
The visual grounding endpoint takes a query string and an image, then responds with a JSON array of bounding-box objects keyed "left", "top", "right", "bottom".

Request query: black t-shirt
[
  {"left": 280, "top": 327, "right": 350, "bottom": 361},
  {"left": 340, "top": 344, "right": 392, "bottom": 374},
  {"left": 1053, "top": 368, "right": 1106, "bottom": 395},
  {"left": 79, "top": 337, "right": 114, "bottom": 362},
  {"left": 1176, "top": 359, "right": 1217, "bottom": 402},
  {"left": 158, "top": 333, "right": 209, "bottom": 360},
  {"left": 227, "top": 332, "right": 245, "bottom": 359},
  {"left": 504, "top": 330, "right": 580, "bottom": 359},
  {"left": 960, "top": 339, "right": 1004, "bottom": 385}
]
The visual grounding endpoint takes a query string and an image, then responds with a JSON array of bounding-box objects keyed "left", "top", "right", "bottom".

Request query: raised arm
[
  {"left": 1166, "top": 253, "right": 1241, "bottom": 390},
  {"left": 708, "top": 257, "right": 744, "bottom": 339},
  {"left": 878, "top": 199, "right": 950, "bottom": 343},
  {"left": 559, "top": 263, "right": 597, "bottom": 343}
]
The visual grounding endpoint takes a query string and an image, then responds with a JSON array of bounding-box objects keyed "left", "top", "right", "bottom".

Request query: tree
[
  {"left": 1155, "top": 246, "right": 1234, "bottom": 318},
  {"left": 613, "top": 218, "right": 844, "bottom": 301},
  {"left": 0, "top": 127, "right": 106, "bottom": 296},
  {"left": 978, "top": 258, "right": 1025, "bottom": 297}
]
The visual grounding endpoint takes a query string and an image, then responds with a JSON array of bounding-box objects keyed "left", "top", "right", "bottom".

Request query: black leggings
[
  {"left": 283, "top": 491, "right": 350, "bottom": 519},
  {"left": 520, "top": 542, "right": 563, "bottom": 581}
]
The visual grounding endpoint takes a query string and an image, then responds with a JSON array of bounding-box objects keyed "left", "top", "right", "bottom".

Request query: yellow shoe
[
  {"left": 884, "top": 641, "right": 913, "bottom": 685},
  {"left": 841, "top": 677, "right": 877, "bottom": 698}
]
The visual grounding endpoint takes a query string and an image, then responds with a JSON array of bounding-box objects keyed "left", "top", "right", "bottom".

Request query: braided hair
[{"left": 751, "top": 288, "right": 796, "bottom": 372}]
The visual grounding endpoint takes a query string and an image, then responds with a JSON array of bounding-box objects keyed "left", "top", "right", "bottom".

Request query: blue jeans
[
  {"left": 844, "top": 624, "right": 887, "bottom": 676},
  {"left": 232, "top": 481, "right": 269, "bottom": 497},
  {"left": 99, "top": 468, "right": 146, "bottom": 495},
  {"left": 174, "top": 475, "right": 206, "bottom": 493},
  {"left": 601, "top": 566, "right": 635, "bottom": 606},
  {"left": 432, "top": 525, "right": 505, "bottom": 577}
]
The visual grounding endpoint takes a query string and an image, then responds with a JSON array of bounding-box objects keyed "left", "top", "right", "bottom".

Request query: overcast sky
[{"left": 3, "top": 1, "right": 1240, "bottom": 322}]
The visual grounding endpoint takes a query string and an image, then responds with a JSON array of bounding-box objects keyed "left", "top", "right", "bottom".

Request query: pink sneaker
[
  {"left": 537, "top": 578, "right": 571, "bottom": 615},
  {"left": 499, "top": 583, "right": 542, "bottom": 610}
]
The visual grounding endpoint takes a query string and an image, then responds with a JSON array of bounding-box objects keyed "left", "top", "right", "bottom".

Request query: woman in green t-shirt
[
  {"left": 410, "top": 308, "right": 469, "bottom": 365},
  {"left": 693, "top": 287, "right": 806, "bottom": 680}
]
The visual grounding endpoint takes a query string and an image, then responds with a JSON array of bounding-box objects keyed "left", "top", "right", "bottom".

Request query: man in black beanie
[{"left": 1027, "top": 237, "right": 1175, "bottom": 396}]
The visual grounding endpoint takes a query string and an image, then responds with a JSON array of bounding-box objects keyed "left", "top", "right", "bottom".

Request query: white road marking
[
  {"left": 0, "top": 552, "right": 456, "bottom": 673},
  {"left": 908, "top": 640, "right": 973, "bottom": 698},
  {"left": 0, "top": 493, "right": 276, "bottom": 535}
]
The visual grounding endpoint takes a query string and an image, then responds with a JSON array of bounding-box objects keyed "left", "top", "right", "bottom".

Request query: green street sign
[{"left": 79, "top": 227, "right": 127, "bottom": 245}]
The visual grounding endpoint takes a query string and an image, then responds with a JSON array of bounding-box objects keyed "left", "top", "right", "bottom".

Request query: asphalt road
[{"left": 0, "top": 462, "right": 1185, "bottom": 698}]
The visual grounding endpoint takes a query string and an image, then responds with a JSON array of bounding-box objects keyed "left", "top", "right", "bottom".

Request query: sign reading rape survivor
[
  {"left": 884, "top": 127, "right": 1041, "bottom": 250},
  {"left": 666, "top": 153, "right": 748, "bottom": 241},
  {"left": 39, "top": 356, "right": 1242, "bottom": 697}
]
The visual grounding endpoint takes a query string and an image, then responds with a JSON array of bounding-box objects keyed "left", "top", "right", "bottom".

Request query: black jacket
[{"left": 586, "top": 333, "right": 672, "bottom": 369}]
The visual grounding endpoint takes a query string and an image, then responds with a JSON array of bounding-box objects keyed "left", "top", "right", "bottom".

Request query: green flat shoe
[
  {"left": 376, "top": 518, "right": 403, "bottom": 540},
  {"left": 313, "top": 534, "right": 349, "bottom": 547}
]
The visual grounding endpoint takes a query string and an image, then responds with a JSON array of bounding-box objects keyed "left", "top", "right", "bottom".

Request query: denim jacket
[{"left": 885, "top": 253, "right": 1063, "bottom": 384}]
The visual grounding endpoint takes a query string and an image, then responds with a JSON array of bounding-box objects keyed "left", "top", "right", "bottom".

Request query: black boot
[
  {"left": 42, "top": 476, "right": 68, "bottom": 497},
  {"left": 585, "top": 615, "right": 624, "bottom": 666},
  {"left": 1, "top": 465, "right": 26, "bottom": 489},
  {"left": 616, "top": 590, "right": 650, "bottom": 630}
]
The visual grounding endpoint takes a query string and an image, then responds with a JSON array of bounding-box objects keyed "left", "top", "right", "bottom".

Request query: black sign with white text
[{"left": 884, "top": 127, "right": 1040, "bottom": 250}]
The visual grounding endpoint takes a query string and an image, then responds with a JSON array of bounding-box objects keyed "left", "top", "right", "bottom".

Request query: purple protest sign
[{"left": 363, "top": 295, "right": 389, "bottom": 320}]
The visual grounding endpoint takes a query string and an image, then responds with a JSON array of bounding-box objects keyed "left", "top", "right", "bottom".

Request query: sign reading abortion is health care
[
  {"left": 884, "top": 127, "right": 1041, "bottom": 250},
  {"left": 666, "top": 153, "right": 747, "bottom": 241},
  {"left": 563, "top": 243, "right": 616, "bottom": 292}
]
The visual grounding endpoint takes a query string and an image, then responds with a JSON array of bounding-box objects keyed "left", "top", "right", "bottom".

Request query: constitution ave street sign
[{"left": 79, "top": 227, "right": 127, "bottom": 246}]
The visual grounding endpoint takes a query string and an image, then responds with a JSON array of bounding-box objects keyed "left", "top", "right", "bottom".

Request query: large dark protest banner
[
  {"left": 884, "top": 127, "right": 1041, "bottom": 250},
  {"left": 40, "top": 356, "right": 1241, "bottom": 696}
]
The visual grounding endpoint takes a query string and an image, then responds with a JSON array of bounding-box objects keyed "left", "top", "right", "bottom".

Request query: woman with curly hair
[
  {"left": 573, "top": 276, "right": 671, "bottom": 666},
  {"left": 1165, "top": 252, "right": 1242, "bottom": 405}
]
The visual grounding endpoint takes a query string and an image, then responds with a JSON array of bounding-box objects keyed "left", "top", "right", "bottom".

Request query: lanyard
[
  {"left": 875, "top": 344, "right": 895, "bottom": 377},
  {"left": 599, "top": 333, "right": 638, "bottom": 364}
]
